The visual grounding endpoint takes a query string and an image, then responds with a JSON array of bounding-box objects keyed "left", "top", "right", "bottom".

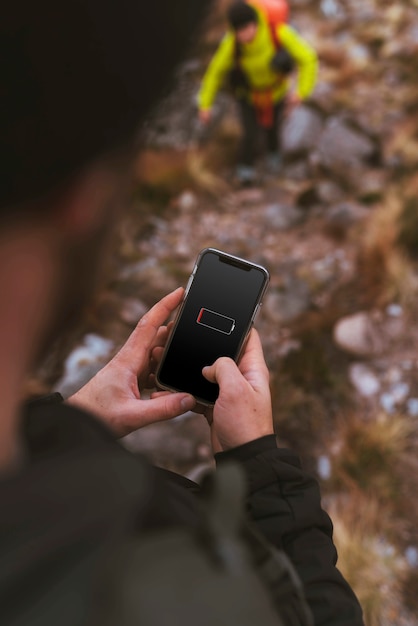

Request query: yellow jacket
[{"left": 198, "top": 9, "right": 318, "bottom": 111}]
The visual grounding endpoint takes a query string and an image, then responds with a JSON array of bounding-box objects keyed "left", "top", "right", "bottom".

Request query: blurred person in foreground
[
  {"left": 0, "top": 1, "right": 363, "bottom": 625},
  {"left": 197, "top": 0, "right": 318, "bottom": 185}
]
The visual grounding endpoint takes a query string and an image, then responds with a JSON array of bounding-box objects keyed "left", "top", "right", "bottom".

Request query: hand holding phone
[
  {"left": 156, "top": 248, "right": 270, "bottom": 406},
  {"left": 67, "top": 288, "right": 196, "bottom": 437},
  {"left": 202, "top": 328, "right": 274, "bottom": 453}
]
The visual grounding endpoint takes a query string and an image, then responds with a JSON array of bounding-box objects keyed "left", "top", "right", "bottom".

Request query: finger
[
  {"left": 154, "top": 325, "right": 169, "bottom": 347},
  {"left": 116, "top": 288, "right": 184, "bottom": 370},
  {"left": 202, "top": 332, "right": 268, "bottom": 392},
  {"left": 151, "top": 345, "right": 165, "bottom": 364},
  {"left": 237, "top": 329, "right": 270, "bottom": 387},
  {"left": 145, "top": 373, "right": 156, "bottom": 389},
  {"left": 149, "top": 390, "right": 174, "bottom": 399},
  {"left": 238, "top": 329, "right": 264, "bottom": 370},
  {"left": 123, "top": 393, "right": 196, "bottom": 430},
  {"left": 137, "top": 325, "right": 170, "bottom": 387}
]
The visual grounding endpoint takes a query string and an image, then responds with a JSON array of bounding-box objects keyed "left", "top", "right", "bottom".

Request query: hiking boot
[
  {"left": 236, "top": 164, "right": 257, "bottom": 186},
  {"left": 265, "top": 152, "right": 282, "bottom": 175}
]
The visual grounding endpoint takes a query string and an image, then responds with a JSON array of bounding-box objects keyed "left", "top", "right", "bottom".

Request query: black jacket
[{"left": 0, "top": 397, "right": 364, "bottom": 626}]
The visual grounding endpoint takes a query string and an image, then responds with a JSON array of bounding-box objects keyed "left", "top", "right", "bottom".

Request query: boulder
[
  {"left": 349, "top": 363, "right": 381, "bottom": 397},
  {"left": 281, "top": 105, "right": 324, "bottom": 157},
  {"left": 317, "top": 118, "right": 377, "bottom": 178},
  {"left": 333, "top": 311, "right": 385, "bottom": 357}
]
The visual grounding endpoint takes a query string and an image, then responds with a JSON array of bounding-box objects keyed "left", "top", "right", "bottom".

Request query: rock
[
  {"left": 386, "top": 303, "right": 403, "bottom": 317},
  {"left": 381, "top": 22, "right": 418, "bottom": 59},
  {"left": 349, "top": 363, "right": 381, "bottom": 397},
  {"left": 317, "top": 118, "right": 377, "bottom": 179},
  {"left": 229, "top": 187, "right": 265, "bottom": 207},
  {"left": 325, "top": 202, "right": 368, "bottom": 238},
  {"left": 297, "top": 185, "right": 320, "bottom": 209},
  {"left": 316, "top": 180, "right": 346, "bottom": 205},
  {"left": 355, "top": 169, "right": 387, "bottom": 202},
  {"left": 309, "top": 252, "right": 345, "bottom": 288},
  {"left": 329, "top": 202, "right": 363, "bottom": 224},
  {"left": 333, "top": 311, "right": 385, "bottom": 357},
  {"left": 317, "top": 455, "right": 332, "bottom": 480},
  {"left": 405, "top": 546, "right": 418, "bottom": 568},
  {"left": 265, "top": 276, "right": 311, "bottom": 324},
  {"left": 281, "top": 105, "right": 324, "bottom": 157},
  {"left": 120, "top": 298, "right": 148, "bottom": 325},
  {"left": 309, "top": 81, "right": 337, "bottom": 115},
  {"left": 379, "top": 382, "right": 410, "bottom": 414},
  {"left": 389, "top": 382, "right": 410, "bottom": 403},
  {"left": 380, "top": 393, "right": 396, "bottom": 414},
  {"left": 282, "top": 160, "right": 312, "bottom": 181},
  {"left": 384, "top": 366, "right": 403, "bottom": 386},
  {"left": 177, "top": 190, "right": 198, "bottom": 212},
  {"left": 346, "top": 42, "right": 370, "bottom": 68},
  {"left": 54, "top": 334, "right": 114, "bottom": 398},
  {"left": 407, "top": 398, "right": 418, "bottom": 417},
  {"left": 320, "top": 0, "right": 346, "bottom": 20},
  {"left": 118, "top": 258, "right": 177, "bottom": 298},
  {"left": 260, "top": 202, "right": 303, "bottom": 230}
]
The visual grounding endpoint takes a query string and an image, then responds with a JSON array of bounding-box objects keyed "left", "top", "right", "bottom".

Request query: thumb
[
  {"left": 202, "top": 357, "right": 240, "bottom": 387},
  {"left": 122, "top": 393, "right": 196, "bottom": 432}
]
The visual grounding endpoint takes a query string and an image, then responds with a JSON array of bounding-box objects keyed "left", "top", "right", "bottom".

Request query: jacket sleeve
[
  {"left": 197, "top": 32, "right": 235, "bottom": 111},
  {"left": 216, "top": 436, "right": 364, "bottom": 626},
  {"left": 277, "top": 24, "right": 318, "bottom": 100}
]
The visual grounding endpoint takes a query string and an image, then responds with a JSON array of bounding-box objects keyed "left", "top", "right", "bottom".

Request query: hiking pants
[{"left": 237, "top": 97, "right": 285, "bottom": 166}]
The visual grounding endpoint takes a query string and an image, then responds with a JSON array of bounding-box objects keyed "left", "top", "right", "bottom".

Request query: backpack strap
[
  {"left": 269, "top": 20, "right": 281, "bottom": 50},
  {"left": 199, "top": 464, "right": 314, "bottom": 626}
]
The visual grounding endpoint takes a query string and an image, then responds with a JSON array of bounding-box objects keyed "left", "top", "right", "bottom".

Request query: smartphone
[{"left": 156, "top": 248, "right": 270, "bottom": 405}]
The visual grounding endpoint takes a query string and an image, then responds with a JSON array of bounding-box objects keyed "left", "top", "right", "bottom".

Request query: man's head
[
  {"left": 1, "top": 0, "right": 208, "bottom": 214},
  {"left": 0, "top": 0, "right": 209, "bottom": 365},
  {"left": 227, "top": 2, "right": 258, "bottom": 44}
]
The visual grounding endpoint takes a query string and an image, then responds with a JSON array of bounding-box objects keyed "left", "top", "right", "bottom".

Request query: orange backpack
[{"left": 248, "top": 0, "right": 289, "bottom": 47}]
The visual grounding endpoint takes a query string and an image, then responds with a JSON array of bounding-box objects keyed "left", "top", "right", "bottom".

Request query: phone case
[{"left": 155, "top": 248, "right": 269, "bottom": 405}]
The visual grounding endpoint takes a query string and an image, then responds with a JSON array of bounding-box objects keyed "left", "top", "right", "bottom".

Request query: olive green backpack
[{"left": 91, "top": 463, "right": 313, "bottom": 626}]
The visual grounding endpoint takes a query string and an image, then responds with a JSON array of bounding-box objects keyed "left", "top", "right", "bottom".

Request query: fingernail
[{"left": 181, "top": 395, "right": 195, "bottom": 411}]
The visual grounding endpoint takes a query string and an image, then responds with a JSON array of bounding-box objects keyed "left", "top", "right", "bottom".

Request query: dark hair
[
  {"left": 227, "top": 2, "right": 258, "bottom": 30},
  {"left": 0, "top": 0, "right": 209, "bottom": 212}
]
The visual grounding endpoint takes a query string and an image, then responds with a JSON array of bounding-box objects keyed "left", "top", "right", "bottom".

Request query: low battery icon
[{"left": 197, "top": 308, "right": 235, "bottom": 335}]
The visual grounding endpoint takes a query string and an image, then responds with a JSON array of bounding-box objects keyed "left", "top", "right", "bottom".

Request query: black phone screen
[{"left": 157, "top": 249, "right": 269, "bottom": 404}]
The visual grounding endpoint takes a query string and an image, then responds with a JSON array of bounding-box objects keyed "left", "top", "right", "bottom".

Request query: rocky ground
[{"left": 33, "top": 1, "right": 418, "bottom": 624}]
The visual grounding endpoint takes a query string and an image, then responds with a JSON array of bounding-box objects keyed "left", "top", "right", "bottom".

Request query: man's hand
[
  {"left": 202, "top": 329, "right": 274, "bottom": 453},
  {"left": 67, "top": 288, "right": 195, "bottom": 437},
  {"left": 198, "top": 108, "right": 212, "bottom": 125},
  {"left": 285, "top": 92, "right": 302, "bottom": 116}
]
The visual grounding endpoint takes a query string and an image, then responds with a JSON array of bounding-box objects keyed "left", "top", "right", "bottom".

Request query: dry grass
[
  {"left": 329, "top": 495, "right": 408, "bottom": 626},
  {"left": 385, "top": 113, "right": 418, "bottom": 170},
  {"left": 356, "top": 186, "right": 418, "bottom": 308},
  {"left": 328, "top": 412, "right": 415, "bottom": 507},
  {"left": 322, "top": 412, "right": 418, "bottom": 625}
]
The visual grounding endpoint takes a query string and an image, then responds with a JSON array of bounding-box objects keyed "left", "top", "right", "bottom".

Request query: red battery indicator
[{"left": 197, "top": 308, "right": 235, "bottom": 335}]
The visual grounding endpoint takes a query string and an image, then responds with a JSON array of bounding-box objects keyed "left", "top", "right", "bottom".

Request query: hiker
[
  {"left": 198, "top": 0, "right": 318, "bottom": 184},
  {"left": 0, "top": 1, "right": 363, "bottom": 625}
]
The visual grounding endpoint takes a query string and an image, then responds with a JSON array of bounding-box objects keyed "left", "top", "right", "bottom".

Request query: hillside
[{"left": 32, "top": 1, "right": 418, "bottom": 624}]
